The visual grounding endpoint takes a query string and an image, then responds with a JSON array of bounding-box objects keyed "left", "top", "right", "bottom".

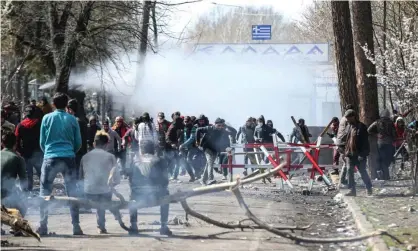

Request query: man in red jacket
[{"left": 15, "top": 105, "right": 43, "bottom": 191}]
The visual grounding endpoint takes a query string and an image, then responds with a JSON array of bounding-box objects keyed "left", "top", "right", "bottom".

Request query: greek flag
[{"left": 252, "top": 25, "right": 271, "bottom": 40}]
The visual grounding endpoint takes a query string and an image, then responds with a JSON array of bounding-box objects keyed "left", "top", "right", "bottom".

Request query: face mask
[{"left": 258, "top": 122, "right": 263, "bottom": 126}]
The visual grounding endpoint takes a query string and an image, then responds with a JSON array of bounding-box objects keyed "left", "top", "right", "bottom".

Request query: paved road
[{"left": 1, "top": 174, "right": 365, "bottom": 251}]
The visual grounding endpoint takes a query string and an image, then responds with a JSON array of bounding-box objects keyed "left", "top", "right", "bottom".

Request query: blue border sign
[{"left": 252, "top": 25, "right": 271, "bottom": 40}]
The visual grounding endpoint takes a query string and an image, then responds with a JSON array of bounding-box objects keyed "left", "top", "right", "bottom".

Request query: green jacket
[{"left": 1, "top": 148, "right": 27, "bottom": 198}]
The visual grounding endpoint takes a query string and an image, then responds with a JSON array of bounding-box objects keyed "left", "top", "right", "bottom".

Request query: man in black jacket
[
  {"left": 165, "top": 116, "right": 185, "bottom": 180},
  {"left": 344, "top": 110, "right": 372, "bottom": 196},
  {"left": 254, "top": 116, "right": 285, "bottom": 144},
  {"left": 129, "top": 140, "right": 172, "bottom": 236},
  {"left": 196, "top": 118, "right": 235, "bottom": 185},
  {"left": 87, "top": 116, "right": 101, "bottom": 151},
  {"left": 15, "top": 105, "right": 43, "bottom": 191}
]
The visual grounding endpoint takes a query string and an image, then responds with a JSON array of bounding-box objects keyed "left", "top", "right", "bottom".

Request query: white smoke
[{"left": 69, "top": 46, "right": 339, "bottom": 136}]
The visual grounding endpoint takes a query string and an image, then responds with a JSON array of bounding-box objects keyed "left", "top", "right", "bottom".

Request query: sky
[{"left": 171, "top": 0, "right": 314, "bottom": 33}]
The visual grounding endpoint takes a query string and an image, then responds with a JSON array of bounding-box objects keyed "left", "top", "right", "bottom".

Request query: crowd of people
[
  {"left": 333, "top": 105, "right": 417, "bottom": 197},
  {"left": 1, "top": 93, "right": 291, "bottom": 236},
  {"left": 1, "top": 93, "right": 417, "bottom": 236}
]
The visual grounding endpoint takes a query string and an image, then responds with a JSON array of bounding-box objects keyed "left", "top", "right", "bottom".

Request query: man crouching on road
[
  {"left": 80, "top": 132, "right": 121, "bottom": 234},
  {"left": 128, "top": 140, "right": 172, "bottom": 236}
]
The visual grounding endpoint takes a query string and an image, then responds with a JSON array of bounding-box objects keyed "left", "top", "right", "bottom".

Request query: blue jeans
[
  {"left": 24, "top": 150, "right": 43, "bottom": 191},
  {"left": 39, "top": 157, "right": 80, "bottom": 226}
]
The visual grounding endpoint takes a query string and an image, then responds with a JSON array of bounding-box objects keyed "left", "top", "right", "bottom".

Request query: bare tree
[
  {"left": 189, "top": 6, "right": 286, "bottom": 44},
  {"left": 330, "top": 1, "right": 359, "bottom": 113}
]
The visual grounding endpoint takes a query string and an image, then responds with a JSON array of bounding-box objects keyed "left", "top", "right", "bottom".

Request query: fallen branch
[
  {"left": 31, "top": 163, "right": 287, "bottom": 211},
  {"left": 1, "top": 205, "right": 41, "bottom": 242},
  {"left": 180, "top": 199, "right": 311, "bottom": 231},
  {"left": 230, "top": 180, "right": 402, "bottom": 244}
]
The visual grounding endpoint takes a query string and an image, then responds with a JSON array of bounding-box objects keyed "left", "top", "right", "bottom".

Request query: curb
[{"left": 343, "top": 195, "right": 389, "bottom": 251}]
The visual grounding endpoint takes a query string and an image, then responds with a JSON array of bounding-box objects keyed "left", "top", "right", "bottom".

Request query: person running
[
  {"left": 166, "top": 115, "right": 188, "bottom": 181},
  {"left": 37, "top": 92, "right": 83, "bottom": 236},
  {"left": 196, "top": 118, "right": 235, "bottom": 185},
  {"left": 236, "top": 117, "right": 256, "bottom": 176},
  {"left": 155, "top": 112, "right": 171, "bottom": 156}
]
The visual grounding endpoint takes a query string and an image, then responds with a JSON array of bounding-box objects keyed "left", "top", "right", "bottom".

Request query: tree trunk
[
  {"left": 352, "top": 1, "right": 379, "bottom": 126},
  {"left": 139, "top": 1, "right": 151, "bottom": 60},
  {"left": 352, "top": 1, "right": 380, "bottom": 179},
  {"left": 151, "top": 1, "right": 158, "bottom": 52},
  {"left": 133, "top": 1, "right": 151, "bottom": 101},
  {"left": 330, "top": 1, "right": 359, "bottom": 114},
  {"left": 382, "top": 1, "right": 387, "bottom": 109},
  {"left": 22, "top": 73, "right": 29, "bottom": 111}
]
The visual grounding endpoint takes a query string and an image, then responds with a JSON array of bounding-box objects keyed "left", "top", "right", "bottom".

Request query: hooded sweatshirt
[
  {"left": 15, "top": 118, "right": 42, "bottom": 158},
  {"left": 166, "top": 117, "right": 184, "bottom": 148}
]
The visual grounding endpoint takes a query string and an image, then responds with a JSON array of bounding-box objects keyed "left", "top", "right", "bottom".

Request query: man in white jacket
[{"left": 135, "top": 112, "right": 158, "bottom": 155}]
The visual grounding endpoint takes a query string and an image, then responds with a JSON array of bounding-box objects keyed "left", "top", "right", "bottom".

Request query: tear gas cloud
[{"left": 70, "top": 48, "right": 339, "bottom": 137}]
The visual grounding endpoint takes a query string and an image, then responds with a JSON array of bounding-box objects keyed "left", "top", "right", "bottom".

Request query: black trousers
[{"left": 129, "top": 186, "right": 169, "bottom": 227}]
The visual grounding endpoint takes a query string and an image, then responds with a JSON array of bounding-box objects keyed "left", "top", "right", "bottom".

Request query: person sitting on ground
[
  {"left": 129, "top": 140, "right": 172, "bottom": 236},
  {"left": 80, "top": 132, "right": 121, "bottom": 234}
]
